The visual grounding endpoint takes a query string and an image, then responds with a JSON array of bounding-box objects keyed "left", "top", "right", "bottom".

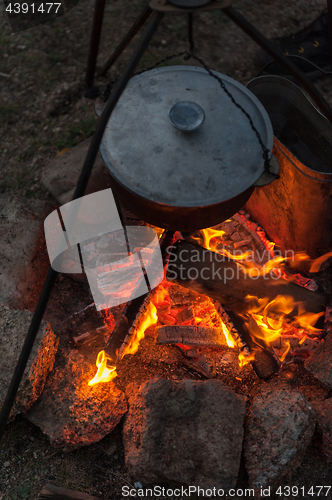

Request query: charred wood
[
  {"left": 104, "top": 230, "right": 175, "bottom": 363},
  {"left": 167, "top": 240, "right": 326, "bottom": 326},
  {"left": 181, "top": 353, "right": 215, "bottom": 379},
  {"left": 156, "top": 325, "right": 231, "bottom": 348}
]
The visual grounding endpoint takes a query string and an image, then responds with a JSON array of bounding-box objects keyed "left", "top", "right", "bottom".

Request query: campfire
[
  {"left": 3, "top": 48, "right": 331, "bottom": 496},
  {"left": 87, "top": 212, "right": 328, "bottom": 388}
]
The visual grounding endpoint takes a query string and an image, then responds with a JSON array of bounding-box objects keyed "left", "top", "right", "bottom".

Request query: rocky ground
[{"left": 1, "top": 0, "right": 332, "bottom": 498}]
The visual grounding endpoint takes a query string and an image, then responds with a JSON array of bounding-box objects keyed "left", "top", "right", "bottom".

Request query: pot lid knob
[{"left": 169, "top": 101, "right": 205, "bottom": 132}]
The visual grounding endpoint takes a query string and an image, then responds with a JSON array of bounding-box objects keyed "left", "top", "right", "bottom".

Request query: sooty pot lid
[{"left": 100, "top": 66, "right": 274, "bottom": 207}]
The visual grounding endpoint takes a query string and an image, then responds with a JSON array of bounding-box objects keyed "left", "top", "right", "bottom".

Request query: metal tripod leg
[
  {"left": 99, "top": 5, "right": 153, "bottom": 77},
  {"left": 0, "top": 10, "right": 164, "bottom": 443},
  {"left": 328, "top": 0, "right": 332, "bottom": 69},
  {"left": 85, "top": 0, "right": 106, "bottom": 94}
]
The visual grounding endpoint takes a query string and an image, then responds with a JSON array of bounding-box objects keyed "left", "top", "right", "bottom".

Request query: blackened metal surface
[{"left": 247, "top": 76, "right": 332, "bottom": 174}]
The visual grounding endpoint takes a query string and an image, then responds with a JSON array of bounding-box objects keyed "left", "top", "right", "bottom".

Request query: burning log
[
  {"left": 167, "top": 240, "right": 326, "bottom": 324},
  {"left": 270, "top": 334, "right": 321, "bottom": 353},
  {"left": 222, "top": 307, "right": 280, "bottom": 379},
  {"left": 103, "top": 230, "right": 175, "bottom": 363},
  {"left": 156, "top": 325, "right": 232, "bottom": 348}
]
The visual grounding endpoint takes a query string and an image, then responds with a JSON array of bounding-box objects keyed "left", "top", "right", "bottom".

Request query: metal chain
[
  {"left": 183, "top": 14, "right": 273, "bottom": 175},
  {"left": 186, "top": 51, "right": 273, "bottom": 174},
  {"left": 100, "top": 51, "right": 188, "bottom": 102}
]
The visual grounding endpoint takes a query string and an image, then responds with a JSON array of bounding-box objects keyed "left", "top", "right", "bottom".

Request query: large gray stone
[
  {"left": 123, "top": 378, "right": 246, "bottom": 489},
  {"left": 244, "top": 383, "right": 316, "bottom": 490},
  {"left": 0, "top": 195, "right": 51, "bottom": 306},
  {"left": 0, "top": 303, "right": 58, "bottom": 419},
  {"left": 26, "top": 349, "right": 128, "bottom": 451},
  {"left": 41, "top": 139, "right": 113, "bottom": 205},
  {"left": 305, "top": 333, "right": 332, "bottom": 389}
]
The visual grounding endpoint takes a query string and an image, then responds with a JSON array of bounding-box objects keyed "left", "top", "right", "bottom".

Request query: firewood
[
  {"left": 251, "top": 349, "right": 280, "bottom": 380},
  {"left": 167, "top": 241, "right": 326, "bottom": 326},
  {"left": 233, "top": 237, "right": 252, "bottom": 249},
  {"left": 156, "top": 325, "right": 230, "bottom": 348},
  {"left": 270, "top": 335, "right": 320, "bottom": 352},
  {"left": 38, "top": 484, "right": 111, "bottom": 500}
]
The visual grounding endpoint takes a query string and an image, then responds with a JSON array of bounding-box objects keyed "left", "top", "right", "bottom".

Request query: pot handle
[{"left": 253, "top": 154, "right": 280, "bottom": 187}]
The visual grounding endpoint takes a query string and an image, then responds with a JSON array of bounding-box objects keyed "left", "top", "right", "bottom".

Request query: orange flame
[
  {"left": 122, "top": 301, "right": 158, "bottom": 357},
  {"left": 88, "top": 302, "right": 158, "bottom": 386},
  {"left": 310, "top": 250, "right": 332, "bottom": 273},
  {"left": 195, "top": 226, "right": 286, "bottom": 272},
  {"left": 279, "top": 341, "right": 291, "bottom": 362},
  {"left": 286, "top": 251, "right": 311, "bottom": 269},
  {"left": 194, "top": 228, "right": 226, "bottom": 252},
  {"left": 237, "top": 255, "right": 286, "bottom": 278},
  {"left": 152, "top": 281, "right": 170, "bottom": 307},
  {"left": 197, "top": 217, "right": 332, "bottom": 280},
  {"left": 88, "top": 350, "right": 117, "bottom": 386},
  {"left": 222, "top": 322, "right": 236, "bottom": 348},
  {"left": 238, "top": 352, "right": 255, "bottom": 367},
  {"left": 193, "top": 228, "right": 252, "bottom": 261},
  {"left": 240, "top": 294, "right": 324, "bottom": 359}
]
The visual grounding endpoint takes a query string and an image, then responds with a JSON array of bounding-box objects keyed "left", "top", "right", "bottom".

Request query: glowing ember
[
  {"left": 88, "top": 350, "right": 117, "bottom": 386},
  {"left": 152, "top": 281, "right": 170, "bottom": 307},
  {"left": 196, "top": 214, "right": 332, "bottom": 282},
  {"left": 238, "top": 213, "right": 275, "bottom": 257}
]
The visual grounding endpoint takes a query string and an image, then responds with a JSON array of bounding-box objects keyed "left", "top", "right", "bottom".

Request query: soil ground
[{"left": 1, "top": 0, "right": 332, "bottom": 498}]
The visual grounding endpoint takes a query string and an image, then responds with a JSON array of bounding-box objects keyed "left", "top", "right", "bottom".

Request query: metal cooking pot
[
  {"left": 246, "top": 75, "right": 332, "bottom": 259},
  {"left": 97, "top": 66, "right": 276, "bottom": 232}
]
